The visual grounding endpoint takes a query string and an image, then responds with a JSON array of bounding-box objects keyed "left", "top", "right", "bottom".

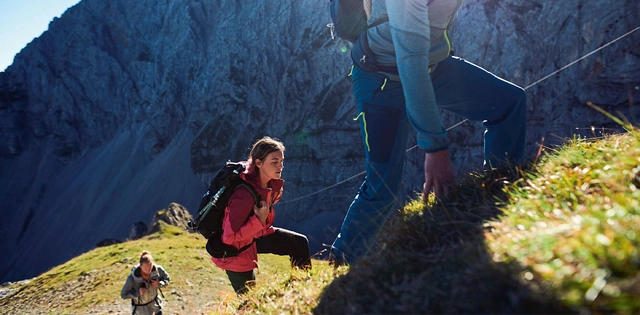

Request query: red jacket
[{"left": 211, "top": 161, "right": 284, "bottom": 272}]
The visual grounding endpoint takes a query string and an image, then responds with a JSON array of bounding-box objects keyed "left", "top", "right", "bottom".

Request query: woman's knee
[{"left": 294, "top": 233, "right": 309, "bottom": 250}]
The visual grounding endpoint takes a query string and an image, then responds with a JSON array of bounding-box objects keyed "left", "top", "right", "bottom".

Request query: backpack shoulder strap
[{"left": 234, "top": 179, "right": 261, "bottom": 208}]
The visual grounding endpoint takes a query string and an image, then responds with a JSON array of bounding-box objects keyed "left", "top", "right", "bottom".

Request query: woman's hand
[
  {"left": 150, "top": 279, "right": 159, "bottom": 288},
  {"left": 254, "top": 200, "right": 269, "bottom": 224},
  {"left": 139, "top": 287, "right": 147, "bottom": 296}
]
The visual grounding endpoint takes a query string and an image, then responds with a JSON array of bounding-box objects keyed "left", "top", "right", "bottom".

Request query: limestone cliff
[{"left": 0, "top": 0, "right": 638, "bottom": 282}]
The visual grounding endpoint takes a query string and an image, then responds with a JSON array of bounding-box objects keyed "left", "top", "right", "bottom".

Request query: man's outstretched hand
[{"left": 422, "top": 149, "right": 455, "bottom": 201}]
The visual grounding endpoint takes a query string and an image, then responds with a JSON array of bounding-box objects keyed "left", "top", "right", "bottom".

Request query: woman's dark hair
[
  {"left": 248, "top": 136, "right": 285, "bottom": 167},
  {"left": 140, "top": 250, "right": 154, "bottom": 265}
]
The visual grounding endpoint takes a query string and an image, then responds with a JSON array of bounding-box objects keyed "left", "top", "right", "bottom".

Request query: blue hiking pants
[{"left": 331, "top": 55, "right": 527, "bottom": 263}]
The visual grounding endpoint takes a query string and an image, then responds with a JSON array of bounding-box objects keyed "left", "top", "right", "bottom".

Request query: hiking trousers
[
  {"left": 331, "top": 55, "right": 527, "bottom": 264},
  {"left": 226, "top": 227, "right": 312, "bottom": 293},
  {"left": 257, "top": 227, "right": 312, "bottom": 269}
]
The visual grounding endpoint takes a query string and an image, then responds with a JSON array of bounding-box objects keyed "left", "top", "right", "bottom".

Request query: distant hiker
[
  {"left": 330, "top": 0, "right": 527, "bottom": 265},
  {"left": 210, "top": 136, "right": 312, "bottom": 294},
  {"left": 120, "top": 251, "right": 171, "bottom": 315}
]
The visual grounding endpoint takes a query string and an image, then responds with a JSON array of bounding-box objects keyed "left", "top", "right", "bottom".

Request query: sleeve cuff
[{"left": 417, "top": 132, "right": 449, "bottom": 153}]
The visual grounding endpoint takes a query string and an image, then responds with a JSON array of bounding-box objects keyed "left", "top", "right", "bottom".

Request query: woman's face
[
  {"left": 256, "top": 150, "right": 284, "bottom": 181},
  {"left": 140, "top": 262, "right": 153, "bottom": 275}
]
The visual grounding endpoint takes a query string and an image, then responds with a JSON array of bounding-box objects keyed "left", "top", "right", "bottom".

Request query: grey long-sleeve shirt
[{"left": 366, "top": 0, "right": 464, "bottom": 152}]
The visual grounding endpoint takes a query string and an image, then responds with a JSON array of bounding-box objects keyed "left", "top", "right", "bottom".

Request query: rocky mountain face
[{"left": 0, "top": 0, "right": 638, "bottom": 282}]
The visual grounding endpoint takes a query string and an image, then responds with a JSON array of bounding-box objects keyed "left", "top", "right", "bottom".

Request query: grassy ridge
[
  {"left": 0, "top": 223, "right": 340, "bottom": 314},
  {"left": 313, "top": 131, "right": 639, "bottom": 314},
  {"left": 1, "top": 130, "right": 638, "bottom": 314},
  {"left": 1, "top": 224, "right": 234, "bottom": 314},
  {"left": 488, "top": 130, "right": 640, "bottom": 313}
]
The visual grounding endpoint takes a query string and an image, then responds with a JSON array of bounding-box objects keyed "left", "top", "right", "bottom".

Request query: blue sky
[{"left": 0, "top": 0, "right": 81, "bottom": 72}]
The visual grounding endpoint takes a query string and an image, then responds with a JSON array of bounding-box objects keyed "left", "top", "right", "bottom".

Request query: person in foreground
[
  {"left": 120, "top": 250, "right": 171, "bottom": 315},
  {"left": 211, "top": 136, "right": 312, "bottom": 294},
  {"left": 330, "top": 0, "right": 527, "bottom": 265}
]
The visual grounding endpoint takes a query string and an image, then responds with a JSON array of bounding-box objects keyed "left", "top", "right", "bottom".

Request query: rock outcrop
[
  {"left": 148, "top": 202, "right": 192, "bottom": 235},
  {"left": 0, "top": 0, "right": 638, "bottom": 282}
]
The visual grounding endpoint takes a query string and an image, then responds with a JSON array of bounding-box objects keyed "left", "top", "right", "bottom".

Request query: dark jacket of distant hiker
[
  {"left": 120, "top": 264, "right": 170, "bottom": 315},
  {"left": 211, "top": 161, "right": 283, "bottom": 272}
]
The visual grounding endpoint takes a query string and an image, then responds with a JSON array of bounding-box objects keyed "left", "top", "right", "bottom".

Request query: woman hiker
[
  {"left": 210, "top": 136, "right": 312, "bottom": 294},
  {"left": 120, "top": 250, "right": 170, "bottom": 315}
]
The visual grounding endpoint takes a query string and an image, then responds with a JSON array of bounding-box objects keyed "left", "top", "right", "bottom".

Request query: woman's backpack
[{"left": 187, "top": 162, "right": 261, "bottom": 258}]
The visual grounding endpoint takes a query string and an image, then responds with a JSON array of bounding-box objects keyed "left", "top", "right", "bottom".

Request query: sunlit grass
[
  {"left": 488, "top": 130, "right": 640, "bottom": 313},
  {"left": 213, "top": 260, "right": 347, "bottom": 314},
  {"left": 0, "top": 222, "right": 345, "bottom": 314}
]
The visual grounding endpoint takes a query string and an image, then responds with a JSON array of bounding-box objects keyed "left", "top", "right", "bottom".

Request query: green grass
[
  {"left": 1, "top": 130, "right": 639, "bottom": 314},
  {"left": 488, "top": 129, "right": 640, "bottom": 313},
  {"left": 0, "top": 222, "right": 346, "bottom": 314}
]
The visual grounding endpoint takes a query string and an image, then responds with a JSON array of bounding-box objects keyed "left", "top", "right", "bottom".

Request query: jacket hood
[{"left": 130, "top": 264, "right": 158, "bottom": 279}]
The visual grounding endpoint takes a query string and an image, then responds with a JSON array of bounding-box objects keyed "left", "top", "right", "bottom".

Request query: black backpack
[
  {"left": 187, "top": 162, "right": 261, "bottom": 258},
  {"left": 328, "top": 0, "right": 388, "bottom": 43}
]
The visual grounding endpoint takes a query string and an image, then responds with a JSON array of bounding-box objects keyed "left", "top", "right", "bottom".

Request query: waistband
[{"left": 351, "top": 31, "right": 440, "bottom": 75}]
